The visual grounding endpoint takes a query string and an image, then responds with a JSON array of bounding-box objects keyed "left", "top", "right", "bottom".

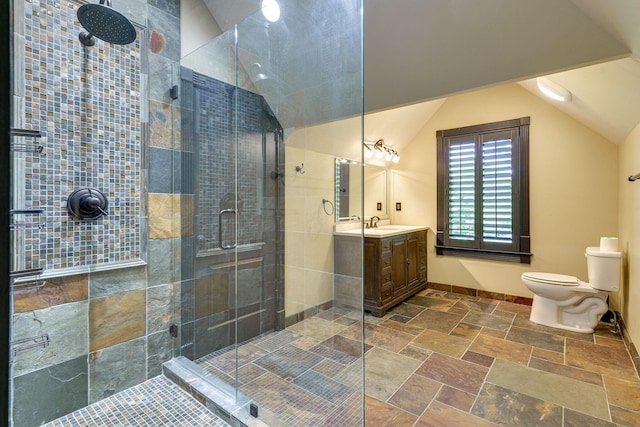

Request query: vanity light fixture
[
  {"left": 536, "top": 77, "right": 572, "bottom": 102},
  {"left": 364, "top": 143, "right": 373, "bottom": 159},
  {"left": 363, "top": 139, "right": 400, "bottom": 164}
]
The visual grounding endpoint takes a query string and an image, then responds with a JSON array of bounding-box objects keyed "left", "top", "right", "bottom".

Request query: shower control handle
[
  {"left": 219, "top": 209, "right": 237, "bottom": 250},
  {"left": 67, "top": 188, "right": 109, "bottom": 220}
]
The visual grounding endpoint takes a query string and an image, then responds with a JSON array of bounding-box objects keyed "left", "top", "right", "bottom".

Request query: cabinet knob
[{"left": 406, "top": 258, "right": 411, "bottom": 264}]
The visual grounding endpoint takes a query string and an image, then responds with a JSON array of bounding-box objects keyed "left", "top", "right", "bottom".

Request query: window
[{"left": 436, "top": 117, "right": 531, "bottom": 263}]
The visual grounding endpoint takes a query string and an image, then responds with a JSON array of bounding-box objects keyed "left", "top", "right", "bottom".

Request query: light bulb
[
  {"left": 392, "top": 154, "right": 400, "bottom": 163},
  {"left": 384, "top": 150, "right": 393, "bottom": 161},
  {"left": 262, "top": 0, "right": 281, "bottom": 23},
  {"left": 375, "top": 149, "right": 383, "bottom": 159}
]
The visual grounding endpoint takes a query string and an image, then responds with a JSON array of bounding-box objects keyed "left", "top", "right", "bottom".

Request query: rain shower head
[{"left": 77, "top": 0, "right": 137, "bottom": 46}]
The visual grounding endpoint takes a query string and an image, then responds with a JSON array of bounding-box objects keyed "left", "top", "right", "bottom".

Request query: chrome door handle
[{"left": 218, "top": 209, "right": 237, "bottom": 249}]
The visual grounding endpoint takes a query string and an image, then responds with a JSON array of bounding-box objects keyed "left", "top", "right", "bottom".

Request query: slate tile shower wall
[{"left": 10, "top": 1, "right": 183, "bottom": 426}]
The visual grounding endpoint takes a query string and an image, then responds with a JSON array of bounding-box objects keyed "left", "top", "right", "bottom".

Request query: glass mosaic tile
[
  {"left": 19, "top": 0, "right": 143, "bottom": 272},
  {"left": 42, "top": 375, "right": 230, "bottom": 427}
]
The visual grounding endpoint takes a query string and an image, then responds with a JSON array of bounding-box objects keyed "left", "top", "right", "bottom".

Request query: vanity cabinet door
[
  {"left": 391, "top": 237, "right": 407, "bottom": 295},
  {"left": 406, "top": 234, "right": 419, "bottom": 286}
]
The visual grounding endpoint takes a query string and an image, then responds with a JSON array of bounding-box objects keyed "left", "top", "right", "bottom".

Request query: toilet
[{"left": 521, "top": 239, "right": 621, "bottom": 334}]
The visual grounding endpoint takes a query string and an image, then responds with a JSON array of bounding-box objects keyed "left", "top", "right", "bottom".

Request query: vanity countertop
[{"left": 333, "top": 224, "right": 429, "bottom": 238}]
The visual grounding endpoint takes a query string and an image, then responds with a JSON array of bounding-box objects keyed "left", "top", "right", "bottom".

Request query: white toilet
[{"left": 521, "top": 239, "right": 621, "bottom": 334}]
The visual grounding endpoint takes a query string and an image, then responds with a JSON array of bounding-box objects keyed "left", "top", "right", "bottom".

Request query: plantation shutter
[
  {"left": 481, "top": 131, "right": 515, "bottom": 246},
  {"left": 436, "top": 117, "right": 530, "bottom": 263},
  {"left": 448, "top": 140, "right": 476, "bottom": 243}
]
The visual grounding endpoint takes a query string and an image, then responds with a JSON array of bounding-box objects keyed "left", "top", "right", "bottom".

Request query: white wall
[
  {"left": 284, "top": 146, "right": 337, "bottom": 316},
  {"left": 617, "top": 122, "right": 640, "bottom": 349},
  {"left": 391, "top": 83, "right": 619, "bottom": 297}
]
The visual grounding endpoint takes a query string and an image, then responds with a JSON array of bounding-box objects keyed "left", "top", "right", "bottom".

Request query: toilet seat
[{"left": 522, "top": 272, "right": 578, "bottom": 286}]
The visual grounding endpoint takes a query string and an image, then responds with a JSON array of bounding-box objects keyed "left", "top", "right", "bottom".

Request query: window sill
[{"left": 435, "top": 245, "right": 532, "bottom": 264}]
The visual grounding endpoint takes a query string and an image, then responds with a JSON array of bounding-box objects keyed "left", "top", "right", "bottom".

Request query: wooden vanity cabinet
[{"left": 364, "top": 230, "right": 427, "bottom": 316}]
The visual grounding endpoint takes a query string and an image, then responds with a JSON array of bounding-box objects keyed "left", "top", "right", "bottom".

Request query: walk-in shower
[{"left": 7, "top": 0, "right": 365, "bottom": 425}]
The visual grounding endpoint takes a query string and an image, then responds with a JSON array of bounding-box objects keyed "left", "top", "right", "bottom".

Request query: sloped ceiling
[{"left": 194, "top": 0, "right": 640, "bottom": 146}]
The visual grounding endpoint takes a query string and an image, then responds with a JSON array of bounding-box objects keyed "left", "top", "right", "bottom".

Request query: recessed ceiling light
[
  {"left": 536, "top": 77, "right": 572, "bottom": 102},
  {"left": 262, "top": 0, "right": 281, "bottom": 23}
]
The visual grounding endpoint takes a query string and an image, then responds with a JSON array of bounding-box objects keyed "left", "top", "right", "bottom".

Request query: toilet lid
[{"left": 522, "top": 272, "right": 579, "bottom": 286}]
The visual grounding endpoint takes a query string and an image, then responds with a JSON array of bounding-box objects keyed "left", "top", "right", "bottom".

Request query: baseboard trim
[{"left": 427, "top": 281, "right": 533, "bottom": 306}]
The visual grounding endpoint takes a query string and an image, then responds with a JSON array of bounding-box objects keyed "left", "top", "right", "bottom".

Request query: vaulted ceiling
[{"left": 193, "top": 0, "right": 640, "bottom": 146}]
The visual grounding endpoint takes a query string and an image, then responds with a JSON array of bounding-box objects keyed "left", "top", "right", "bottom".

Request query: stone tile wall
[{"left": 10, "top": 1, "right": 183, "bottom": 426}]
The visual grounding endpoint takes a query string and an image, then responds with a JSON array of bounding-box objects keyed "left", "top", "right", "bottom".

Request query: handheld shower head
[{"left": 77, "top": 0, "right": 137, "bottom": 46}]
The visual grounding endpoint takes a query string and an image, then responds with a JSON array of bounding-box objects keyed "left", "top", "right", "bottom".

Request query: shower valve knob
[{"left": 67, "top": 188, "right": 109, "bottom": 220}]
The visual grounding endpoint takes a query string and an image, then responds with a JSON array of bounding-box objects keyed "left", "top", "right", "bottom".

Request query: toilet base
[{"left": 529, "top": 294, "right": 608, "bottom": 334}]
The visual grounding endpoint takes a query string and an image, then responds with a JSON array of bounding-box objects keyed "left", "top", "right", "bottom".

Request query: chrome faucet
[{"left": 368, "top": 215, "right": 380, "bottom": 229}]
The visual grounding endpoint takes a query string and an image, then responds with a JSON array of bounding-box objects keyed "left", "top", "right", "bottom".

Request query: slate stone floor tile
[
  {"left": 506, "top": 325, "right": 565, "bottom": 353},
  {"left": 238, "top": 372, "right": 336, "bottom": 426},
  {"left": 452, "top": 298, "right": 497, "bottom": 313},
  {"left": 378, "top": 318, "right": 425, "bottom": 336},
  {"left": 388, "top": 374, "right": 441, "bottom": 416},
  {"left": 610, "top": 404, "right": 640, "bottom": 426},
  {"left": 529, "top": 356, "right": 603, "bottom": 386},
  {"left": 462, "top": 310, "right": 513, "bottom": 331},
  {"left": 364, "top": 347, "right": 421, "bottom": 401},
  {"left": 361, "top": 323, "right": 416, "bottom": 352},
  {"left": 45, "top": 290, "right": 640, "bottom": 426},
  {"left": 417, "top": 401, "right": 497, "bottom": 427},
  {"left": 416, "top": 352, "right": 489, "bottom": 395},
  {"left": 532, "top": 346, "right": 565, "bottom": 363},
  {"left": 563, "top": 408, "right": 618, "bottom": 427},
  {"left": 604, "top": 375, "right": 640, "bottom": 411},
  {"left": 470, "top": 333, "right": 532, "bottom": 365},
  {"left": 450, "top": 322, "right": 483, "bottom": 340},
  {"left": 462, "top": 350, "right": 495, "bottom": 367},
  {"left": 566, "top": 337, "right": 638, "bottom": 379},
  {"left": 412, "top": 328, "right": 472, "bottom": 358},
  {"left": 408, "top": 308, "right": 465, "bottom": 333},
  {"left": 471, "top": 382, "right": 563, "bottom": 426},
  {"left": 388, "top": 301, "right": 427, "bottom": 318},
  {"left": 435, "top": 385, "right": 476, "bottom": 412},
  {"left": 404, "top": 295, "right": 456, "bottom": 312},
  {"left": 364, "top": 395, "right": 417, "bottom": 426},
  {"left": 486, "top": 359, "right": 610, "bottom": 420}
]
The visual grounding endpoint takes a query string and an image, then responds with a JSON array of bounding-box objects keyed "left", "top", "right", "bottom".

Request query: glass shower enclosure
[
  {"left": 176, "top": 1, "right": 365, "bottom": 425},
  {"left": 6, "top": 0, "right": 365, "bottom": 425}
]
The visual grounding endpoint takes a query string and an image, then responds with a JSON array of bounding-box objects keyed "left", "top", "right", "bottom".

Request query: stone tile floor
[
  {"left": 42, "top": 375, "right": 230, "bottom": 427},
  {"left": 40, "top": 288, "right": 640, "bottom": 426},
  {"left": 197, "top": 288, "right": 640, "bottom": 426}
]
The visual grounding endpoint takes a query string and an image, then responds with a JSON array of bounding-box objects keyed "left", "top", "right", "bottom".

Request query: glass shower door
[{"left": 179, "top": 1, "right": 364, "bottom": 425}]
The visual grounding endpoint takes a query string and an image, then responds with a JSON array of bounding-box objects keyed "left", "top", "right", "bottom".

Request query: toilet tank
[{"left": 586, "top": 247, "right": 621, "bottom": 291}]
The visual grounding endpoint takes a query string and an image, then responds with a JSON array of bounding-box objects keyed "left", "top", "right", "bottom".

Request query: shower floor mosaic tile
[
  {"left": 195, "top": 288, "right": 640, "bottom": 426},
  {"left": 42, "top": 375, "right": 230, "bottom": 427}
]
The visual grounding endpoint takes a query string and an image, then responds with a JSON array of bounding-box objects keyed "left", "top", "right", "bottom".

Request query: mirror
[{"left": 335, "top": 158, "right": 388, "bottom": 221}]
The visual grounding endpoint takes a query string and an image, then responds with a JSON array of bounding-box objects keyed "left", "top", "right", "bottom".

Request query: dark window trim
[{"left": 436, "top": 117, "right": 531, "bottom": 263}]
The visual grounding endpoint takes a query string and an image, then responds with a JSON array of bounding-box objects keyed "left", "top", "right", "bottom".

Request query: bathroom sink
[{"left": 334, "top": 224, "right": 429, "bottom": 238}]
